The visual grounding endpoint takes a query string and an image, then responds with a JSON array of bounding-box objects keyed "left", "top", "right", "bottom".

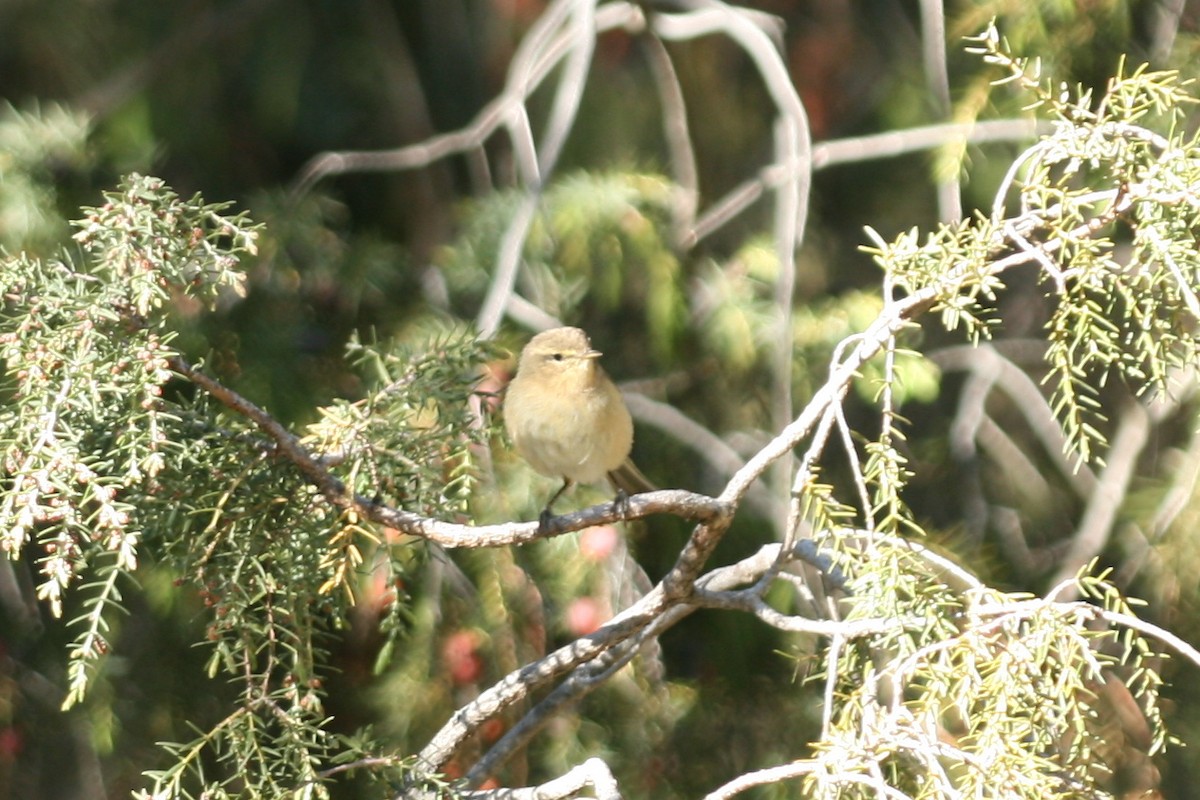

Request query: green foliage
[
  {"left": 0, "top": 174, "right": 507, "bottom": 796},
  {"left": 772, "top": 29, "right": 1200, "bottom": 798},
  {"left": 795, "top": 291, "right": 941, "bottom": 407},
  {"left": 806, "top": 535, "right": 1169, "bottom": 800},
  {"left": 795, "top": 471, "right": 859, "bottom": 540},
  {"left": 306, "top": 327, "right": 501, "bottom": 518},
  {"left": 135, "top": 326, "right": 498, "bottom": 797},
  {"left": 952, "top": 1, "right": 1134, "bottom": 74},
  {"left": 4, "top": 7, "right": 1200, "bottom": 800},
  {"left": 0, "top": 174, "right": 257, "bottom": 706},
  {"left": 694, "top": 240, "right": 779, "bottom": 374},
  {"left": 439, "top": 171, "right": 685, "bottom": 357},
  {"left": 865, "top": 26, "right": 1200, "bottom": 469},
  {"left": 302, "top": 327, "right": 502, "bottom": 600},
  {"left": 863, "top": 218, "right": 1006, "bottom": 346},
  {"left": 70, "top": 174, "right": 255, "bottom": 314}
]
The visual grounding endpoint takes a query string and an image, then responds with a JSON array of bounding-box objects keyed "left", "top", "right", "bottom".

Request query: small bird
[{"left": 504, "top": 326, "right": 654, "bottom": 527}]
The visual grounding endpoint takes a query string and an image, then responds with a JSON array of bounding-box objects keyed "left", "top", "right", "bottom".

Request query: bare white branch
[
  {"left": 459, "top": 758, "right": 622, "bottom": 800},
  {"left": 641, "top": 32, "right": 700, "bottom": 246},
  {"left": 918, "top": 0, "right": 961, "bottom": 222},
  {"left": 1051, "top": 373, "right": 1191, "bottom": 596},
  {"left": 932, "top": 344, "right": 1098, "bottom": 497}
]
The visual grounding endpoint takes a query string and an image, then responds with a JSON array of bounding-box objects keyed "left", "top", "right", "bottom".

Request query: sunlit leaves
[
  {"left": 866, "top": 44, "right": 1200, "bottom": 470},
  {"left": 302, "top": 326, "right": 501, "bottom": 602},
  {"left": 305, "top": 326, "right": 501, "bottom": 517},
  {"left": 71, "top": 173, "right": 257, "bottom": 314},
  {"left": 0, "top": 175, "right": 258, "bottom": 709},
  {"left": 808, "top": 533, "right": 1169, "bottom": 800}
]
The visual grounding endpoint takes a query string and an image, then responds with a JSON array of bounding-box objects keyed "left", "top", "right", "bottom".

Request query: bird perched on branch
[{"left": 504, "top": 326, "right": 654, "bottom": 528}]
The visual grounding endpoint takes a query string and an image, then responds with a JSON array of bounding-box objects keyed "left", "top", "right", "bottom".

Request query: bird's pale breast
[{"left": 506, "top": 372, "right": 631, "bottom": 485}]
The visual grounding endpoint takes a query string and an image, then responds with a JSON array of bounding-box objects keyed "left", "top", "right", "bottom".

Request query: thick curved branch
[
  {"left": 933, "top": 344, "right": 1098, "bottom": 498},
  {"left": 411, "top": 578, "right": 675, "bottom": 780},
  {"left": 460, "top": 540, "right": 854, "bottom": 788},
  {"left": 465, "top": 626, "right": 650, "bottom": 788},
  {"left": 1050, "top": 376, "right": 1190, "bottom": 596}
]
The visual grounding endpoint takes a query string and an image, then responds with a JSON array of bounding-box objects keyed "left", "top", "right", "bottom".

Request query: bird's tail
[{"left": 607, "top": 458, "right": 656, "bottom": 496}]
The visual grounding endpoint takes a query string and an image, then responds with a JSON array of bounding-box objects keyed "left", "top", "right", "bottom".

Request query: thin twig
[
  {"left": 412, "top": 565, "right": 697, "bottom": 779},
  {"left": 477, "top": 0, "right": 599, "bottom": 338},
  {"left": 289, "top": 1, "right": 644, "bottom": 197},
  {"left": 771, "top": 112, "right": 806, "bottom": 537},
  {"left": 689, "top": 118, "right": 1043, "bottom": 247},
  {"left": 465, "top": 621, "right": 653, "bottom": 788}
]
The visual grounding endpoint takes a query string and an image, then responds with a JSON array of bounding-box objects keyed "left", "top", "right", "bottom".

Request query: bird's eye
[{"left": 551, "top": 352, "right": 565, "bottom": 361}]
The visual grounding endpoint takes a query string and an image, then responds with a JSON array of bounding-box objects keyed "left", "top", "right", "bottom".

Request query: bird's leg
[
  {"left": 539, "top": 478, "right": 573, "bottom": 533},
  {"left": 610, "top": 488, "right": 631, "bottom": 521}
]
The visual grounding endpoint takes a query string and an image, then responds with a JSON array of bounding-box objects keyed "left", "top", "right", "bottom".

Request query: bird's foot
[
  {"left": 538, "top": 507, "right": 555, "bottom": 534},
  {"left": 611, "top": 489, "right": 631, "bottom": 521}
]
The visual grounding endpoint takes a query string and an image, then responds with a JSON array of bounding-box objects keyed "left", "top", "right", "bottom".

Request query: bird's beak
[{"left": 582, "top": 349, "right": 602, "bottom": 359}]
